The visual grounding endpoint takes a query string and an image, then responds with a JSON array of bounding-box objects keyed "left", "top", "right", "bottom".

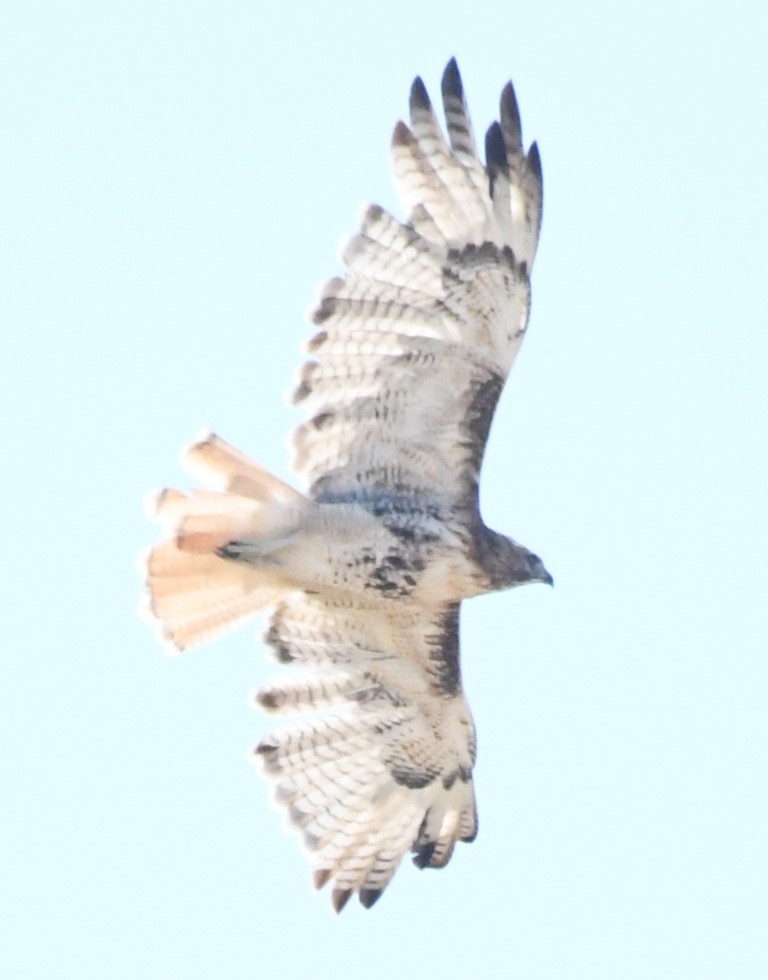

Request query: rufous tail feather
[{"left": 142, "top": 433, "right": 308, "bottom": 650}]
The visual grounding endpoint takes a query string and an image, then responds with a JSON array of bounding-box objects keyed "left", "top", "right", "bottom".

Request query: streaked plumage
[{"left": 143, "top": 59, "right": 551, "bottom": 911}]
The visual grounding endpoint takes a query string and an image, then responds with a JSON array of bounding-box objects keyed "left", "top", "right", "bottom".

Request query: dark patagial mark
[
  {"left": 462, "top": 372, "right": 505, "bottom": 493},
  {"left": 427, "top": 602, "right": 462, "bottom": 696},
  {"left": 369, "top": 495, "right": 444, "bottom": 547}
]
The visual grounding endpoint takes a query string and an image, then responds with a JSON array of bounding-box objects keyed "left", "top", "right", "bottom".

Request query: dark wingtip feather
[
  {"left": 312, "top": 299, "right": 335, "bottom": 325},
  {"left": 256, "top": 688, "right": 284, "bottom": 711},
  {"left": 410, "top": 75, "right": 431, "bottom": 113},
  {"left": 306, "top": 329, "right": 327, "bottom": 352},
  {"left": 392, "top": 119, "right": 413, "bottom": 148},
  {"left": 441, "top": 57, "right": 477, "bottom": 157},
  {"left": 485, "top": 120, "right": 508, "bottom": 174},
  {"left": 292, "top": 379, "right": 312, "bottom": 405},
  {"left": 527, "top": 140, "right": 543, "bottom": 183},
  {"left": 254, "top": 736, "right": 278, "bottom": 756},
  {"left": 359, "top": 888, "right": 383, "bottom": 909},
  {"left": 364, "top": 202, "right": 384, "bottom": 223},
  {"left": 313, "top": 868, "right": 332, "bottom": 890},
  {"left": 441, "top": 57, "right": 462, "bottom": 100},
  {"left": 332, "top": 888, "right": 352, "bottom": 913},
  {"left": 500, "top": 80, "right": 522, "bottom": 151},
  {"left": 412, "top": 840, "right": 437, "bottom": 869}
]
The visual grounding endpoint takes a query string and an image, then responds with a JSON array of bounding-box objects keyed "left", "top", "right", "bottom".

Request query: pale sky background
[{"left": 2, "top": 2, "right": 767, "bottom": 978}]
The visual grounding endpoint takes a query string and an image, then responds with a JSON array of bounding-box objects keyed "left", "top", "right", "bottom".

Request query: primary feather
[{"left": 143, "top": 59, "right": 550, "bottom": 910}]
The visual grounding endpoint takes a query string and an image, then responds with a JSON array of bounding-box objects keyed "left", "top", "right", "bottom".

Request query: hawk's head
[{"left": 478, "top": 528, "right": 553, "bottom": 591}]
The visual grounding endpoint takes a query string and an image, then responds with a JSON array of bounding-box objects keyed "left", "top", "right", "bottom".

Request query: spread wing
[
  {"left": 256, "top": 593, "right": 477, "bottom": 911},
  {"left": 292, "top": 58, "right": 542, "bottom": 512}
]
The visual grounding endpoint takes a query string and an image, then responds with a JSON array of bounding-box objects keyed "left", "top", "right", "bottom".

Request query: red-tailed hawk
[{"left": 144, "top": 59, "right": 551, "bottom": 911}]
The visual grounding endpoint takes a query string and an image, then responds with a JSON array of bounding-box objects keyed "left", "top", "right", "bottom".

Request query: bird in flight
[{"left": 144, "top": 58, "right": 551, "bottom": 912}]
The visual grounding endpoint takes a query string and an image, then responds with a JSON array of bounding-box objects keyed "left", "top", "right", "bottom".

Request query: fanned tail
[{"left": 142, "top": 433, "right": 310, "bottom": 650}]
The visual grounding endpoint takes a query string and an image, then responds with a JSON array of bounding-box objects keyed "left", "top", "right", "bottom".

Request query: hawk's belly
[{"left": 277, "top": 504, "right": 487, "bottom": 604}]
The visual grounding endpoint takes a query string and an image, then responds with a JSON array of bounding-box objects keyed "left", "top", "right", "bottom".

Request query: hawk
[{"left": 144, "top": 58, "right": 551, "bottom": 911}]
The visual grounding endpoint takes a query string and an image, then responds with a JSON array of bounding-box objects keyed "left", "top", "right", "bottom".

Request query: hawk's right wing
[
  {"left": 256, "top": 592, "right": 477, "bottom": 911},
  {"left": 291, "top": 59, "right": 542, "bottom": 515}
]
